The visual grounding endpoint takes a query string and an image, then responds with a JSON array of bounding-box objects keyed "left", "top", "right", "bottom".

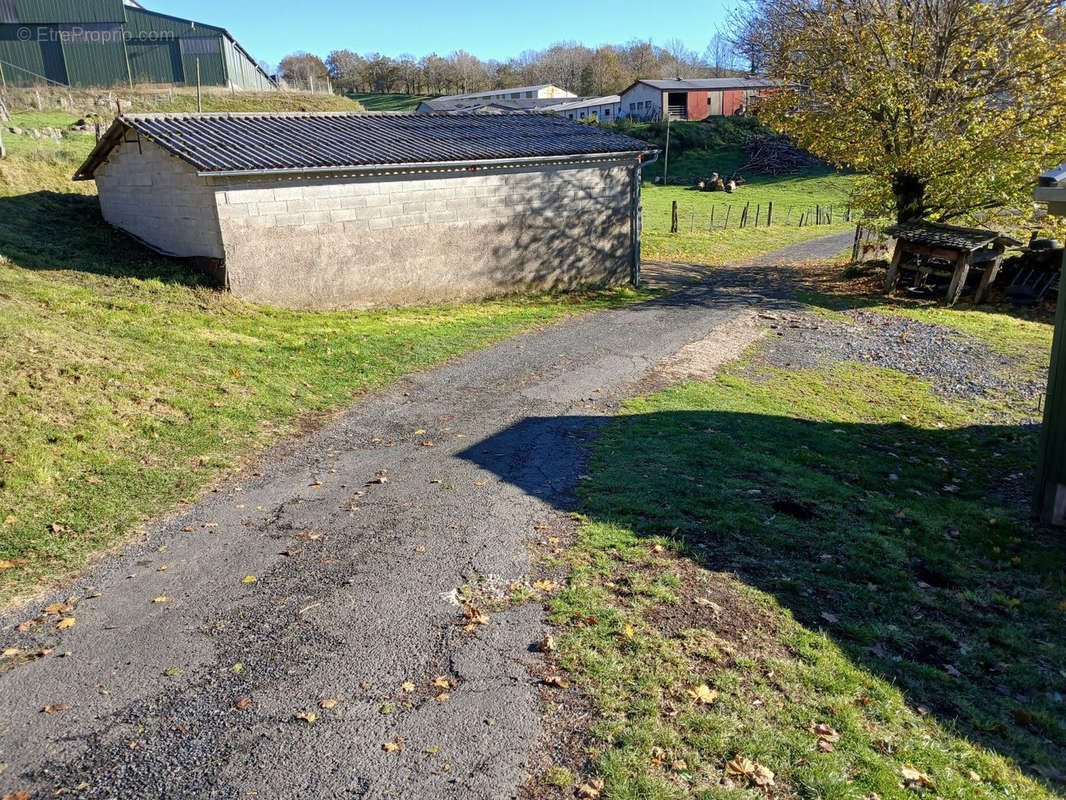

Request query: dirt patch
[
  {"left": 640, "top": 553, "right": 787, "bottom": 664},
  {"left": 643, "top": 311, "right": 767, "bottom": 392}
]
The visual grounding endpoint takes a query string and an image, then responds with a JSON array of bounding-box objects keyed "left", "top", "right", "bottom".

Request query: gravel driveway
[{"left": 0, "top": 235, "right": 846, "bottom": 799}]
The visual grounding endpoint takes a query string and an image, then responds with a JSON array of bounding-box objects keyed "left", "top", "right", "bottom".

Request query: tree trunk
[{"left": 893, "top": 173, "right": 927, "bottom": 223}]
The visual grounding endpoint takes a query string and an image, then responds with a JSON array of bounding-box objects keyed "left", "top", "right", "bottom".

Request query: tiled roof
[
  {"left": 74, "top": 112, "right": 654, "bottom": 179},
  {"left": 629, "top": 78, "right": 777, "bottom": 92},
  {"left": 885, "top": 222, "right": 1022, "bottom": 251}
]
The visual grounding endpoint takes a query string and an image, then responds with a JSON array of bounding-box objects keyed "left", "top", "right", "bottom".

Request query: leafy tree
[{"left": 743, "top": 0, "right": 1066, "bottom": 222}]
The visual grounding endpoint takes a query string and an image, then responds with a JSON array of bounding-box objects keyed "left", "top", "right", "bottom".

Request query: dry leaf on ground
[
  {"left": 687, "top": 684, "right": 719, "bottom": 704},
  {"left": 382, "top": 737, "right": 404, "bottom": 753},
  {"left": 727, "top": 756, "right": 775, "bottom": 787},
  {"left": 42, "top": 703, "right": 69, "bottom": 713}
]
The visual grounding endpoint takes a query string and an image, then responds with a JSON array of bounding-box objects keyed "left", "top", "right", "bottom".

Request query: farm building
[
  {"left": 74, "top": 112, "right": 656, "bottom": 308},
  {"left": 0, "top": 0, "right": 274, "bottom": 89},
  {"left": 619, "top": 78, "right": 776, "bottom": 121},
  {"left": 416, "top": 94, "right": 621, "bottom": 120},
  {"left": 432, "top": 84, "right": 576, "bottom": 103}
]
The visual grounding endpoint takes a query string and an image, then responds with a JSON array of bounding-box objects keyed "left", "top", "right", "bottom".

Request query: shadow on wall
[
  {"left": 0, "top": 191, "right": 218, "bottom": 288},
  {"left": 457, "top": 410, "right": 1065, "bottom": 785},
  {"left": 477, "top": 166, "right": 634, "bottom": 293}
]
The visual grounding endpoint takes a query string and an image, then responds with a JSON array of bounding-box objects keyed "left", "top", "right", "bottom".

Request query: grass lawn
[
  {"left": 346, "top": 92, "right": 435, "bottom": 111},
  {"left": 538, "top": 265, "right": 1063, "bottom": 798}
]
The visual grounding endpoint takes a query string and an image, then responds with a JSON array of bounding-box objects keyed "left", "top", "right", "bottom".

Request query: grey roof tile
[{"left": 74, "top": 111, "right": 654, "bottom": 179}]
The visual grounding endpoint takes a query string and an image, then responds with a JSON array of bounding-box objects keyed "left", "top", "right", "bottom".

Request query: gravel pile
[{"left": 758, "top": 310, "right": 1046, "bottom": 403}]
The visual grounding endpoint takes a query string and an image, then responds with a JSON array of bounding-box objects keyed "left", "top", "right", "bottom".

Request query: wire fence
[{"left": 656, "top": 199, "right": 852, "bottom": 234}]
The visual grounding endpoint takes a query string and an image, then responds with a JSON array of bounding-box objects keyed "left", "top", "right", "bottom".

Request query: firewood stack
[{"left": 741, "top": 132, "right": 816, "bottom": 176}]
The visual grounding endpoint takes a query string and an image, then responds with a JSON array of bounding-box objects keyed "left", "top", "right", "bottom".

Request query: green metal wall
[
  {"left": 0, "top": 0, "right": 273, "bottom": 88},
  {"left": 1036, "top": 252, "right": 1066, "bottom": 524}
]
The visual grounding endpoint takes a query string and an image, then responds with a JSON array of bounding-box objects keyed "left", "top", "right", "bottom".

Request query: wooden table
[{"left": 883, "top": 223, "right": 1022, "bottom": 306}]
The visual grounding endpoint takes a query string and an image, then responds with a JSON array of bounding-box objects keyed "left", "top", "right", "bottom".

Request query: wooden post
[
  {"left": 725, "top": 205, "right": 732, "bottom": 228},
  {"left": 755, "top": 204, "right": 761, "bottom": 227},
  {"left": 815, "top": 205, "right": 821, "bottom": 224},
  {"left": 710, "top": 206, "right": 715, "bottom": 230},
  {"left": 767, "top": 201, "right": 773, "bottom": 226},
  {"left": 852, "top": 225, "right": 862, "bottom": 262},
  {"left": 740, "top": 202, "right": 750, "bottom": 228},
  {"left": 671, "top": 200, "right": 678, "bottom": 233},
  {"left": 196, "top": 58, "right": 202, "bottom": 113},
  {"left": 946, "top": 251, "right": 972, "bottom": 306},
  {"left": 884, "top": 240, "right": 905, "bottom": 292},
  {"left": 974, "top": 248, "right": 1005, "bottom": 305},
  {"left": 1035, "top": 248, "right": 1066, "bottom": 523}
]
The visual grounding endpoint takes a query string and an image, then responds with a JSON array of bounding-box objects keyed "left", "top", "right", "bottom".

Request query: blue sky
[{"left": 148, "top": 0, "right": 733, "bottom": 68}]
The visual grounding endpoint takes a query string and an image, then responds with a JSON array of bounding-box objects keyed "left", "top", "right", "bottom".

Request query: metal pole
[{"left": 196, "top": 58, "right": 202, "bottom": 112}]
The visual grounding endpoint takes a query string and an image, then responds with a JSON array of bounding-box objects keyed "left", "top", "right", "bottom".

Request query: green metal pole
[{"left": 1035, "top": 249, "right": 1066, "bottom": 524}]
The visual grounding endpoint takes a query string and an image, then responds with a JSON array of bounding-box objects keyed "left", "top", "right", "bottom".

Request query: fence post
[
  {"left": 767, "top": 201, "right": 774, "bottom": 226},
  {"left": 740, "top": 202, "right": 750, "bottom": 228},
  {"left": 671, "top": 200, "right": 678, "bottom": 233},
  {"left": 725, "top": 205, "right": 733, "bottom": 228},
  {"left": 852, "top": 225, "right": 862, "bottom": 261},
  {"left": 755, "top": 204, "right": 762, "bottom": 228},
  {"left": 710, "top": 206, "right": 715, "bottom": 230}
]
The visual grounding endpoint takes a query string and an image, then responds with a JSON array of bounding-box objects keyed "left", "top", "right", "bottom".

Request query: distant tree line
[{"left": 274, "top": 35, "right": 744, "bottom": 96}]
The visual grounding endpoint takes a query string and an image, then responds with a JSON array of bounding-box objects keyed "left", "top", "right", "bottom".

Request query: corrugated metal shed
[
  {"left": 74, "top": 112, "right": 656, "bottom": 179},
  {"left": 0, "top": 0, "right": 273, "bottom": 89}
]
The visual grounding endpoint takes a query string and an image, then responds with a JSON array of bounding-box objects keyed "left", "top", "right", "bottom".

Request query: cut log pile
[{"left": 741, "top": 132, "right": 816, "bottom": 176}]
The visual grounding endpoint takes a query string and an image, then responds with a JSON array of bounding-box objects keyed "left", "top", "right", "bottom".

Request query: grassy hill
[{"left": 346, "top": 92, "right": 435, "bottom": 111}]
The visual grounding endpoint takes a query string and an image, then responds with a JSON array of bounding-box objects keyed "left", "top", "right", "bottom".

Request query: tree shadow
[
  {"left": 0, "top": 191, "right": 218, "bottom": 288},
  {"left": 457, "top": 410, "right": 1065, "bottom": 785}
]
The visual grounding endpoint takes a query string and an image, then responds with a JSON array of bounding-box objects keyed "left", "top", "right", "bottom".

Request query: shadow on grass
[
  {"left": 0, "top": 191, "right": 215, "bottom": 288},
  {"left": 459, "top": 410, "right": 1065, "bottom": 785}
]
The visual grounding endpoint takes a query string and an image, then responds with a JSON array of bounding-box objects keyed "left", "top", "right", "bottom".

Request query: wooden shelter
[{"left": 883, "top": 222, "right": 1021, "bottom": 306}]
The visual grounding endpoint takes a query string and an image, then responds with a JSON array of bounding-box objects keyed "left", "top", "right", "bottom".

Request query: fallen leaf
[
  {"left": 687, "top": 684, "right": 718, "bottom": 704},
  {"left": 234, "top": 697, "right": 253, "bottom": 710},
  {"left": 42, "top": 703, "right": 69, "bottom": 713},
  {"left": 2, "top": 647, "right": 19, "bottom": 658},
  {"left": 425, "top": 746, "right": 440, "bottom": 754},
  {"left": 432, "top": 676, "right": 451, "bottom": 689},
  {"left": 533, "top": 579, "right": 558, "bottom": 592},
  {"left": 727, "top": 756, "right": 775, "bottom": 787},
  {"left": 241, "top": 575, "right": 257, "bottom": 584},
  {"left": 0, "top": 560, "right": 14, "bottom": 571},
  {"left": 818, "top": 739, "right": 834, "bottom": 752},
  {"left": 3, "top": 515, "right": 17, "bottom": 525},
  {"left": 810, "top": 722, "right": 840, "bottom": 743},
  {"left": 43, "top": 602, "right": 71, "bottom": 615},
  {"left": 652, "top": 543, "right": 665, "bottom": 553},
  {"left": 157, "top": 565, "right": 168, "bottom": 572},
  {"left": 163, "top": 666, "right": 183, "bottom": 676},
  {"left": 294, "top": 711, "right": 316, "bottom": 723},
  {"left": 966, "top": 769, "right": 982, "bottom": 782},
  {"left": 539, "top": 634, "right": 557, "bottom": 652},
  {"left": 622, "top": 623, "right": 635, "bottom": 639},
  {"left": 901, "top": 764, "right": 935, "bottom": 789},
  {"left": 15, "top": 620, "right": 37, "bottom": 632},
  {"left": 436, "top": 693, "right": 449, "bottom": 702},
  {"left": 152, "top": 596, "right": 168, "bottom": 604},
  {"left": 576, "top": 778, "right": 604, "bottom": 798},
  {"left": 382, "top": 737, "right": 404, "bottom": 753},
  {"left": 414, "top": 545, "right": 426, "bottom": 553},
  {"left": 464, "top": 607, "right": 489, "bottom": 626},
  {"left": 2, "top": 791, "right": 31, "bottom": 800},
  {"left": 55, "top": 617, "right": 76, "bottom": 630},
  {"left": 319, "top": 698, "right": 339, "bottom": 709},
  {"left": 401, "top": 681, "right": 416, "bottom": 692},
  {"left": 543, "top": 675, "right": 570, "bottom": 688}
]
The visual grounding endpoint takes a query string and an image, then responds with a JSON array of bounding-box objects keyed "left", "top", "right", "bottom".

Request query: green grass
[
  {"left": 643, "top": 223, "right": 853, "bottom": 266},
  {"left": 547, "top": 324, "right": 1064, "bottom": 797},
  {"left": 346, "top": 93, "right": 434, "bottom": 111}
]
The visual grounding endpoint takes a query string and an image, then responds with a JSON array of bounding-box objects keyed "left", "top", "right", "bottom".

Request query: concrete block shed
[{"left": 74, "top": 112, "right": 657, "bottom": 309}]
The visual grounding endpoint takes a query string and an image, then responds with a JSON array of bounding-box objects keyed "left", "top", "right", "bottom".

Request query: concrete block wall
[
  {"left": 93, "top": 138, "right": 224, "bottom": 259},
  {"left": 213, "top": 162, "right": 636, "bottom": 309}
]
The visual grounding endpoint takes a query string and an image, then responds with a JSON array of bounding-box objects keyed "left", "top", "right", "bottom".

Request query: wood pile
[{"left": 741, "top": 133, "right": 815, "bottom": 176}]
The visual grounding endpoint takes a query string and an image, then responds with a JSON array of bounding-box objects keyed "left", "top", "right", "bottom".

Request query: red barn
[{"left": 619, "top": 78, "right": 776, "bottom": 121}]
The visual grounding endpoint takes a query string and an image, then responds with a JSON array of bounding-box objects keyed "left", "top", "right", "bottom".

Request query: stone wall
[
  {"left": 93, "top": 138, "right": 224, "bottom": 259},
  {"left": 212, "top": 161, "right": 636, "bottom": 309}
]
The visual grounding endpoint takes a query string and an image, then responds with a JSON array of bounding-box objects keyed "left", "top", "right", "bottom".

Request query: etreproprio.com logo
[{"left": 16, "top": 26, "right": 176, "bottom": 43}]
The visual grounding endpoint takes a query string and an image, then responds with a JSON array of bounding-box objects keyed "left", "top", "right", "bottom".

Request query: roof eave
[
  {"left": 195, "top": 149, "right": 657, "bottom": 179},
  {"left": 72, "top": 118, "right": 130, "bottom": 181}
]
